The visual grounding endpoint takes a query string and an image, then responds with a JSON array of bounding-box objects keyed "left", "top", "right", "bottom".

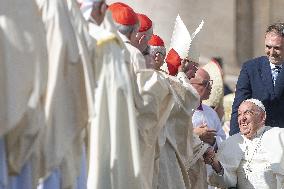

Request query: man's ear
[
  {"left": 260, "top": 111, "right": 266, "bottom": 125},
  {"left": 100, "top": 2, "right": 107, "bottom": 15},
  {"left": 262, "top": 112, "right": 266, "bottom": 124}
]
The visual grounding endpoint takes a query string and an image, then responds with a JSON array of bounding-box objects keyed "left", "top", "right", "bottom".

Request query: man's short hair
[
  {"left": 115, "top": 23, "right": 139, "bottom": 35},
  {"left": 266, "top": 22, "right": 284, "bottom": 37}
]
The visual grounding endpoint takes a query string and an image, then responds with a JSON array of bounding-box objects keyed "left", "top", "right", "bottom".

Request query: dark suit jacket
[{"left": 230, "top": 56, "right": 284, "bottom": 135}]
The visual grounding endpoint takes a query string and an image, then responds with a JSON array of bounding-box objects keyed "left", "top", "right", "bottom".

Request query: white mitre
[
  {"left": 169, "top": 14, "right": 192, "bottom": 59},
  {"left": 161, "top": 15, "right": 204, "bottom": 73},
  {"left": 170, "top": 15, "right": 204, "bottom": 61}
]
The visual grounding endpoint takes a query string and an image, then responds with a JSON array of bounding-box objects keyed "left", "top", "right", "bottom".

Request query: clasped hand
[
  {"left": 203, "top": 147, "right": 215, "bottom": 165},
  {"left": 178, "top": 58, "right": 198, "bottom": 73}
]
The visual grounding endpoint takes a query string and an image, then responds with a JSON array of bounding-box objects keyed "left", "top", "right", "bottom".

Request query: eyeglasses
[{"left": 191, "top": 80, "right": 213, "bottom": 88}]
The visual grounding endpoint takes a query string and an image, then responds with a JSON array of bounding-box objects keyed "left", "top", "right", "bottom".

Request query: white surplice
[
  {"left": 0, "top": 0, "right": 48, "bottom": 180},
  {"left": 86, "top": 17, "right": 143, "bottom": 189},
  {"left": 157, "top": 72, "right": 208, "bottom": 189},
  {"left": 0, "top": 1, "right": 49, "bottom": 189},
  {"left": 134, "top": 69, "right": 178, "bottom": 189},
  {"left": 192, "top": 104, "right": 227, "bottom": 147},
  {"left": 209, "top": 126, "right": 284, "bottom": 189},
  {"left": 35, "top": 1, "right": 91, "bottom": 189},
  {"left": 191, "top": 104, "right": 227, "bottom": 189}
]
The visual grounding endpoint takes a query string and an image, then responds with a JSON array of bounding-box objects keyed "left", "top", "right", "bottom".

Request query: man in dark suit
[{"left": 230, "top": 22, "right": 284, "bottom": 135}]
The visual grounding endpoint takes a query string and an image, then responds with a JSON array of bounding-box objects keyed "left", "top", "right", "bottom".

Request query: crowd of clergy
[{"left": 1, "top": 0, "right": 284, "bottom": 189}]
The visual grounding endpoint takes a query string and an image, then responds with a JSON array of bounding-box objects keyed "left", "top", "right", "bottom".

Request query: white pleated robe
[
  {"left": 35, "top": 1, "right": 91, "bottom": 188},
  {"left": 157, "top": 72, "right": 207, "bottom": 189},
  {"left": 0, "top": 1, "right": 49, "bottom": 189},
  {"left": 0, "top": 0, "right": 48, "bottom": 178},
  {"left": 87, "top": 20, "right": 142, "bottom": 189},
  {"left": 134, "top": 70, "right": 177, "bottom": 189}
]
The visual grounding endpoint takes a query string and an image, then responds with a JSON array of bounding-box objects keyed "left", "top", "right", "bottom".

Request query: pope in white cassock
[{"left": 205, "top": 98, "right": 284, "bottom": 189}]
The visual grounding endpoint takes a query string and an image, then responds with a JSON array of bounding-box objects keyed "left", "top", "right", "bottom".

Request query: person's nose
[
  {"left": 207, "top": 84, "right": 212, "bottom": 91},
  {"left": 238, "top": 113, "right": 245, "bottom": 122},
  {"left": 269, "top": 47, "right": 276, "bottom": 55},
  {"left": 241, "top": 114, "right": 247, "bottom": 122}
]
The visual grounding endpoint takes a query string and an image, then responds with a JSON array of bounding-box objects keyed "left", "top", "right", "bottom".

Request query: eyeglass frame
[{"left": 190, "top": 79, "right": 213, "bottom": 88}]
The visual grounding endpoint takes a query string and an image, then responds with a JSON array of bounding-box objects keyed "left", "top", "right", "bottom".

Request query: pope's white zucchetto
[{"left": 244, "top": 98, "right": 266, "bottom": 112}]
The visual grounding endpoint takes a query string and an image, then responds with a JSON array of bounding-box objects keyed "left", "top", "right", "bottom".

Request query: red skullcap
[
  {"left": 137, "top": 14, "right": 152, "bottom": 32},
  {"left": 148, "top": 35, "right": 165, "bottom": 47},
  {"left": 111, "top": 7, "right": 138, "bottom": 26},
  {"left": 166, "top": 48, "right": 181, "bottom": 76},
  {"left": 108, "top": 2, "right": 132, "bottom": 12}
]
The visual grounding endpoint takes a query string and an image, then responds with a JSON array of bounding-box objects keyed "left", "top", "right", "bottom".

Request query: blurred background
[{"left": 108, "top": 0, "right": 284, "bottom": 90}]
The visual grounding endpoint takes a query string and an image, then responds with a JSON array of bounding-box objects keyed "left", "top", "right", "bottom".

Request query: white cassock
[
  {"left": 157, "top": 72, "right": 209, "bottom": 189},
  {"left": 0, "top": 0, "right": 47, "bottom": 139},
  {"left": 192, "top": 104, "right": 227, "bottom": 147},
  {"left": 134, "top": 69, "right": 177, "bottom": 189},
  {"left": 87, "top": 17, "right": 142, "bottom": 189},
  {"left": 56, "top": 1, "right": 95, "bottom": 189},
  {"left": 187, "top": 135, "right": 209, "bottom": 189},
  {"left": 0, "top": 0, "right": 48, "bottom": 188},
  {"left": 117, "top": 29, "right": 180, "bottom": 189},
  {"left": 209, "top": 126, "right": 284, "bottom": 189},
  {"left": 35, "top": 0, "right": 91, "bottom": 188},
  {"left": 191, "top": 104, "right": 227, "bottom": 189}
]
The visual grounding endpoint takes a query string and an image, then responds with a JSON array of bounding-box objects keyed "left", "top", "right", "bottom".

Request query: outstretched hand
[{"left": 193, "top": 124, "right": 216, "bottom": 145}]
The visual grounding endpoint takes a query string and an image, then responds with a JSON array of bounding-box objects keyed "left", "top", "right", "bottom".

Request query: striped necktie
[{"left": 272, "top": 65, "right": 282, "bottom": 86}]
